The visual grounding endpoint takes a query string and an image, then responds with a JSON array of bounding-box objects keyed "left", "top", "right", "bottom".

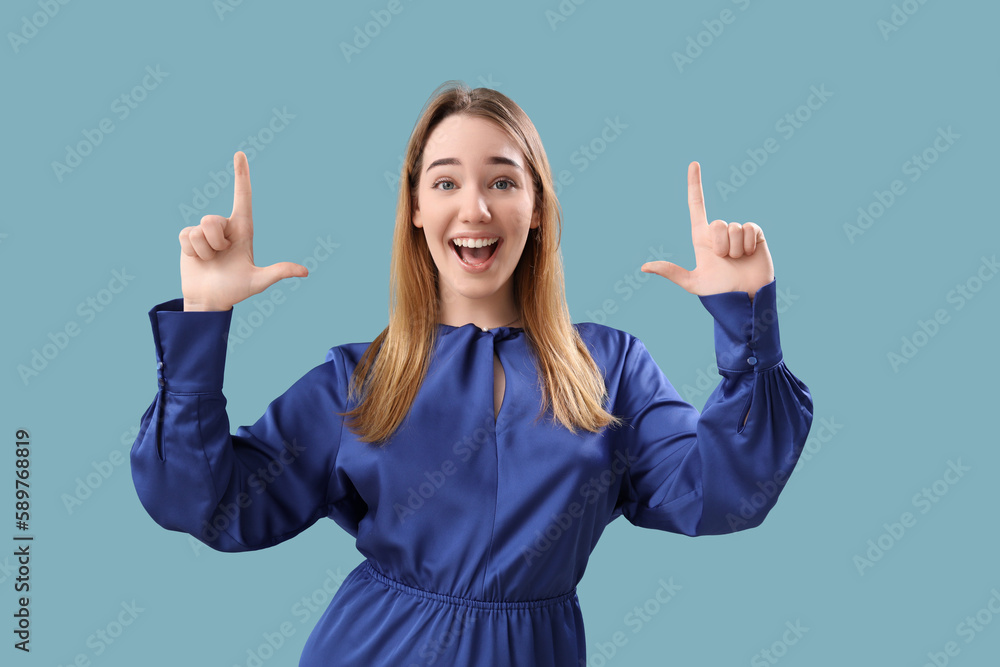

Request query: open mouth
[{"left": 450, "top": 238, "right": 500, "bottom": 268}]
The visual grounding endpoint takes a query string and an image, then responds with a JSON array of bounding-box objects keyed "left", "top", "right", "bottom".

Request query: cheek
[{"left": 496, "top": 198, "right": 533, "bottom": 225}]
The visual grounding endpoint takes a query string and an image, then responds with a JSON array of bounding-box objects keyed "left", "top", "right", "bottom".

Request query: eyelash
[{"left": 431, "top": 177, "right": 516, "bottom": 191}]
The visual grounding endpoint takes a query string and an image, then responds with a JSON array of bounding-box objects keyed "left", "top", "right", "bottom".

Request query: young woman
[{"left": 130, "top": 81, "right": 813, "bottom": 666}]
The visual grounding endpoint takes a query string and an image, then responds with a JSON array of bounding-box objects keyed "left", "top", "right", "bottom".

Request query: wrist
[{"left": 183, "top": 300, "right": 232, "bottom": 312}]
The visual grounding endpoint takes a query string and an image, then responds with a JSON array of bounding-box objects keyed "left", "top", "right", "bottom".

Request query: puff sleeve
[
  {"left": 129, "top": 298, "right": 364, "bottom": 552},
  {"left": 616, "top": 278, "right": 814, "bottom": 536}
]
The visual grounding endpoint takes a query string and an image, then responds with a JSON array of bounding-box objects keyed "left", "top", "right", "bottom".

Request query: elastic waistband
[{"left": 363, "top": 560, "right": 577, "bottom": 611}]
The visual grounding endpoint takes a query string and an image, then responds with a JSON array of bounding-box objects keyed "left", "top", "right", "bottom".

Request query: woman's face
[{"left": 413, "top": 114, "right": 539, "bottom": 318}]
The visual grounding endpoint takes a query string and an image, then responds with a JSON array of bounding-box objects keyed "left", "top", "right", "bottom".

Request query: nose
[{"left": 458, "top": 183, "right": 491, "bottom": 224}]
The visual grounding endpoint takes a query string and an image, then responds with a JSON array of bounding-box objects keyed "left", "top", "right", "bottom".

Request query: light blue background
[{"left": 3, "top": 1, "right": 998, "bottom": 665}]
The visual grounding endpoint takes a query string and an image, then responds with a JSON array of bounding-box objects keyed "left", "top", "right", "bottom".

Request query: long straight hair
[{"left": 341, "top": 81, "right": 623, "bottom": 445}]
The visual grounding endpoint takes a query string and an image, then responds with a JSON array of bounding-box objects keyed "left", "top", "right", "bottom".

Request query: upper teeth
[{"left": 452, "top": 237, "right": 499, "bottom": 248}]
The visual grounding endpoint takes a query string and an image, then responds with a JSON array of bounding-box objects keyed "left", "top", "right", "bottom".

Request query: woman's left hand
[{"left": 641, "top": 161, "right": 775, "bottom": 303}]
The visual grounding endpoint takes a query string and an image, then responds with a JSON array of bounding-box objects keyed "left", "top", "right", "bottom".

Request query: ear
[
  {"left": 412, "top": 198, "right": 422, "bottom": 228},
  {"left": 530, "top": 206, "right": 540, "bottom": 229}
]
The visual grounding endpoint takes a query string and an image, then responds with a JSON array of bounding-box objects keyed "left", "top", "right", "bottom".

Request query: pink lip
[{"left": 450, "top": 237, "right": 502, "bottom": 273}]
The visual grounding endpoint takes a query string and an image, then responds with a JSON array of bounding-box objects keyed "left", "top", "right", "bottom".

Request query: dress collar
[{"left": 436, "top": 322, "right": 524, "bottom": 340}]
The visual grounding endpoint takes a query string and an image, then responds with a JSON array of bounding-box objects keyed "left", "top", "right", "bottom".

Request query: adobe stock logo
[
  {"left": 715, "top": 85, "right": 833, "bottom": 202},
  {"left": 886, "top": 254, "right": 996, "bottom": 373},
  {"left": 51, "top": 66, "right": 169, "bottom": 183},
  {"left": 671, "top": 0, "right": 754, "bottom": 73},
  {"left": 581, "top": 577, "right": 682, "bottom": 666},
  {"left": 853, "top": 459, "right": 970, "bottom": 576},
  {"left": 339, "top": 0, "right": 417, "bottom": 63},
  {"left": 877, "top": 0, "right": 933, "bottom": 40},
  {"left": 844, "top": 126, "right": 959, "bottom": 245},
  {"left": 17, "top": 267, "right": 135, "bottom": 386},
  {"left": 8, "top": 0, "right": 73, "bottom": 55}
]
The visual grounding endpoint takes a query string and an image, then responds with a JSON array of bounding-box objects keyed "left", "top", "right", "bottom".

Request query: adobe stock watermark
[
  {"left": 582, "top": 577, "right": 682, "bottom": 666},
  {"left": 843, "top": 126, "right": 959, "bottom": 244},
  {"left": 520, "top": 449, "right": 638, "bottom": 567},
  {"left": 17, "top": 267, "right": 135, "bottom": 386},
  {"left": 214, "top": 0, "right": 247, "bottom": 21},
  {"left": 919, "top": 586, "right": 1000, "bottom": 667},
  {"left": 886, "top": 254, "right": 996, "bottom": 373},
  {"left": 339, "top": 0, "right": 417, "bottom": 63},
  {"left": 8, "top": 0, "right": 73, "bottom": 55},
  {"left": 197, "top": 438, "right": 307, "bottom": 547},
  {"left": 877, "top": 0, "right": 933, "bottom": 41},
  {"left": 672, "top": 0, "right": 754, "bottom": 73},
  {"left": 393, "top": 418, "right": 494, "bottom": 523},
  {"left": 725, "top": 416, "right": 842, "bottom": 531},
  {"left": 384, "top": 74, "right": 502, "bottom": 193},
  {"left": 716, "top": 84, "right": 833, "bottom": 202},
  {"left": 853, "top": 459, "right": 971, "bottom": 576},
  {"left": 61, "top": 424, "right": 138, "bottom": 515},
  {"left": 0, "top": 554, "right": 23, "bottom": 587},
  {"left": 544, "top": 0, "right": 593, "bottom": 32},
  {"left": 407, "top": 610, "right": 477, "bottom": 666},
  {"left": 51, "top": 65, "right": 169, "bottom": 183},
  {"left": 551, "top": 117, "right": 628, "bottom": 199},
  {"left": 225, "top": 235, "right": 341, "bottom": 353},
  {"left": 55, "top": 600, "right": 145, "bottom": 665},
  {"left": 231, "top": 567, "right": 348, "bottom": 667},
  {"left": 178, "top": 107, "right": 295, "bottom": 223},
  {"left": 583, "top": 246, "right": 672, "bottom": 325},
  {"left": 750, "top": 620, "right": 809, "bottom": 667}
]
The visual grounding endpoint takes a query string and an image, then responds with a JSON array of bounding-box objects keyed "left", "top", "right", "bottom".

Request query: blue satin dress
[{"left": 129, "top": 278, "right": 813, "bottom": 666}]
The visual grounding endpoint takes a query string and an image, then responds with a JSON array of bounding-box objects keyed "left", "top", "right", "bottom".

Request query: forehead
[{"left": 423, "top": 114, "right": 522, "bottom": 161}]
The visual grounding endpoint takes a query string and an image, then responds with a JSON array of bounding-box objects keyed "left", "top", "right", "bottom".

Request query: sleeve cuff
[
  {"left": 696, "top": 278, "right": 782, "bottom": 372},
  {"left": 149, "top": 297, "right": 233, "bottom": 393}
]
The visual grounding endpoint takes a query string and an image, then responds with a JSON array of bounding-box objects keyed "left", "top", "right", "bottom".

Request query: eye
[{"left": 430, "top": 177, "right": 517, "bottom": 191}]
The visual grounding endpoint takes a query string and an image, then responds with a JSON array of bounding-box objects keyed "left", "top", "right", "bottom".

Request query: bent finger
[
  {"left": 179, "top": 227, "right": 197, "bottom": 257},
  {"left": 743, "top": 222, "right": 759, "bottom": 255},
  {"left": 709, "top": 219, "right": 730, "bottom": 256},
  {"left": 188, "top": 228, "right": 216, "bottom": 260},
  {"left": 728, "top": 222, "right": 744, "bottom": 258},
  {"left": 202, "top": 217, "right": 232, "bottom": 250}
]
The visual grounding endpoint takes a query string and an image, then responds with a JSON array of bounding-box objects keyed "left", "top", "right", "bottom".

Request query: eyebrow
[{"left": 425, "top": 156, "right": 523, "bottom": 173}]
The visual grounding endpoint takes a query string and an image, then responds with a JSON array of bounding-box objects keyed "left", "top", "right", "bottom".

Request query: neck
[{"left": 436, "top": 284, "right": 520, "bottom": 329}]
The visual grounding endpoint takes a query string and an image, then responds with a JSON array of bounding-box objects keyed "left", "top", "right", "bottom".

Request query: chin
[{"left": 444, "top": 271, "right": 513, "bottom": 296}]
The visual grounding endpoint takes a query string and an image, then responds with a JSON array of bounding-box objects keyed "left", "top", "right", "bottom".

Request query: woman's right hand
[{"left": 179, "top": 151, "right": 308, "bottom": 312}]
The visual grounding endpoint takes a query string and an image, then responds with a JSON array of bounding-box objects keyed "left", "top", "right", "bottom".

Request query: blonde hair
[{"left": 341, "top": 80, "right": 623, "bottom": 445}]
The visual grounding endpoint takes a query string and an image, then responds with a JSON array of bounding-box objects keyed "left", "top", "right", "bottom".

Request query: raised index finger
[
  {"left": 687, "top": 161, "right": 708, "bottom": 231},
  {"left": 232, "top": 151, "right": 252, "bottom": 219}
]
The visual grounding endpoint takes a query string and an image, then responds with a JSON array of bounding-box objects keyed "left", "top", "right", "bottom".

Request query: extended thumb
[
  {"left": 641, "top": 260, "right": 690, "bottom": 289},
  {"left": 256, "top": 262, "right": 309, "bottom": 290}
]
